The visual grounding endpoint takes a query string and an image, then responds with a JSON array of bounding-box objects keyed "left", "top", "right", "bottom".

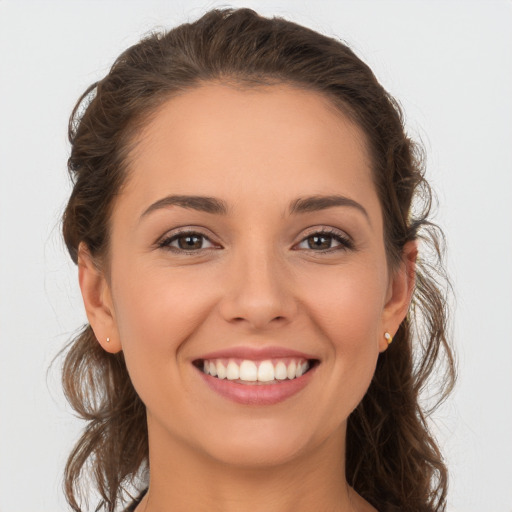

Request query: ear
[
  {"left": 78, "top": 243, "right": 122, "bottom": 354},
  {"left": 379, "top": 240, "right": 418, "bottom": 352}
]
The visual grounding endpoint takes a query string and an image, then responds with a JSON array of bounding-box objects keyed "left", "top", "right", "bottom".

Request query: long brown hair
[{"left": 61, "top": 8, "right": 456, "bottom": 511}]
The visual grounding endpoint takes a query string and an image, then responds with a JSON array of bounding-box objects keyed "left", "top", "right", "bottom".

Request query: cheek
[
  {"left": 300, "top": 263, "right": 386, "bottom": 405},
  {"left": 109, "top": 261, "right": 218, "bottom": 394},
  {"left": 302, "top": 262, "right": 387, "bottom": 346},
  {"left": 112, "top": 261, "right": 213, "bottom": 343},
  {"left": 248, "top": 261, "right": 383, "bottom": 444}
]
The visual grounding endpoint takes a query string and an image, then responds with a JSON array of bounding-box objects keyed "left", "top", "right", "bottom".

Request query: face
[{"left": 81, "top": 83, "right": 411, "bottom": 470}]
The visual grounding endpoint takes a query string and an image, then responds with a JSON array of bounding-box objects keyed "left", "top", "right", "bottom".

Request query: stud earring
[
  {"left": 106, "top": 337, "right": 110, "bottom": 343},
  {"left": 384, "top": 332, "right": 393, "bottom": 344}
]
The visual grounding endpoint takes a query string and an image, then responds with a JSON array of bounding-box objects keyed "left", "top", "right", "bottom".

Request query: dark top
[{"left": 123, "top": 489, "right": 148, "bottom": 512}]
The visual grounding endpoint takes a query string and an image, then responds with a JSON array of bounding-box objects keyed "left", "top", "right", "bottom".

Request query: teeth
[
  {"left": 275, "top": 361, "right": 287, "bottom": 380},
  {"left": 287, "top": 361, "right": 297, "bottom": 379},
  {"left": 239, "top": 360, "right": 258, "bottom": 381},
  {"left": 298, "top": 361, "right": 309, "bottom": 377},
  {"left": 257, "top": 360, "right": 275, "bottom": 382},
  {"left": 201, "top": 358, "right": 312, "bottom": 383},
  {"left": 217, "top": 361, "right": 227, "bottom": 379},
  {"left": 226, "top": 361, "right": 239, "bottom": 380}
]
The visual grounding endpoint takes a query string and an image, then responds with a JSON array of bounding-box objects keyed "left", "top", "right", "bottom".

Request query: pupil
[
  {"left": 179, "top": 235, "right": 202, "bottom": 250},
  {"left": 309, "top": 235, "right": 331, "bottom": 250}
]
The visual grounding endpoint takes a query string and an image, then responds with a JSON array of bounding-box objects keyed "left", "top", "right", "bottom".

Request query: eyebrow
[
  {"left": 141, "top": 195, "right": 228, "bottom": 218},
  {"left": 140, "top": 193, "right": 369, "bottom": 223},
  {"left": 289, "top": 195, "right": 370, "bottom": 222}
]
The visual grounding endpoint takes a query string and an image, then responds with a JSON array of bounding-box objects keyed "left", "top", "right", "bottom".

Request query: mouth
[{"left": 193, "top": 357, "right": 319, "bottom": 385}]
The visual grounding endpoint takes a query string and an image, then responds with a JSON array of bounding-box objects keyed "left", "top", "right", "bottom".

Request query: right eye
[{"left": 159, "top": 231, "right": 218, "bottom": 252}]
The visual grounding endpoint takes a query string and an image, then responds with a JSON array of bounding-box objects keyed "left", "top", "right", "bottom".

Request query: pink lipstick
[{"left": 193, "top": 346, "right": 319, "bottom": 405}]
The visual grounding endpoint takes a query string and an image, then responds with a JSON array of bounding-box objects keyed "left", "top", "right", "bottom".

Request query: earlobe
[
  {"left": 379, "top": 240, "right": 418, "bottom": 352},
  {"left": 78, "top": 243, "right": 122, "bottom": 354}
]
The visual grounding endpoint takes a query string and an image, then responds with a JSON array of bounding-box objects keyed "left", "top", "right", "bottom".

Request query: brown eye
[
  {"left": 177, "top": 234, "right": 204, "bottom": 250},
  {"left": 306, "top": 234, "right": 334, "bottom": 250},
  {"left": 295, "top": 230, "right": 353, "bottom": 252},
  {"left": 159, "top": 231, "right": 217, "bottom": 252}
]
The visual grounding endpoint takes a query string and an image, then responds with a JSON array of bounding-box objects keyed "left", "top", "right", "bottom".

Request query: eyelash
[
  {"left": 294, "top": 228, "right": 354, "bottom": 253},
  {"left": 158, "top": 230, "right": 219, "bottom": 254},
  {"left": 157, "top": 228, "right": 354, "bottom": 254}
]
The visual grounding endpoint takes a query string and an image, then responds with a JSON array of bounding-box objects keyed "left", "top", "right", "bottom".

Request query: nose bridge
[{"left": 219, "top": 234, "right": 296, "bottom": 328}]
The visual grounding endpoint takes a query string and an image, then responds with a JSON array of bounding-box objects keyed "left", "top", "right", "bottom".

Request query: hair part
[{"left": 62, "top": 7, "right": 455, "bottom": 511}]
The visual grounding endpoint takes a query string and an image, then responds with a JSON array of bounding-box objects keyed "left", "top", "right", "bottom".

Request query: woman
[{"left": 61, "top": 7, "right": 455, "bottom": 512}]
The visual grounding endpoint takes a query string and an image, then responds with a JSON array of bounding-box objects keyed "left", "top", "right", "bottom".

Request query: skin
[{"left": 79, "top": 83, "right": 416, "bottom": 512}]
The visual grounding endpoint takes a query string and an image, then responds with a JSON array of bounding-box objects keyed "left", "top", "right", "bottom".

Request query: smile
[
  {"left": 199, "top": 357, "right": 311, "bottom": 384},
  {"left": 193, "top": 352, "right": 319, "bottom": 405}
]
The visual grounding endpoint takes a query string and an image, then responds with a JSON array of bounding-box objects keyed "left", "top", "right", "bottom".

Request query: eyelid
[
  {"left": 154, "top": 225, "right": 354, "bottom": 253},
  {"left": 156, "top": 227, "right": 222, "bottom": 252},
  {"left": 293, "top": 226, "right": 354, "bottom": 251}
]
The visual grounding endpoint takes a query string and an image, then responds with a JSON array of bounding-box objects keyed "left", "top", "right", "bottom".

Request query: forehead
[{"left": 122, "top": 82, "right": 378, "bottom": 218}]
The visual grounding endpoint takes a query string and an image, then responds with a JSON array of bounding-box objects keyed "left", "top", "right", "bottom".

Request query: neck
[{"left": 139, "top": 417, "right": 361, "bottom": 512}]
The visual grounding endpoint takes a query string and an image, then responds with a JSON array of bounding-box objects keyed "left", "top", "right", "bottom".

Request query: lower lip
[{"left": 196, "top": 364, "right": 317, "bottom": 405}]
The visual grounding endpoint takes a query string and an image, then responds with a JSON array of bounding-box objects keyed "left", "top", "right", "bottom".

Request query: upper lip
[{"left": 194, "top": 346, "right": 319, "bottom": 362}]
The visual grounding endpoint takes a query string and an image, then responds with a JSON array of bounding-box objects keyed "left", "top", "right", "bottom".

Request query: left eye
[
  {"left": 296, "top": 232, "right": 350, "bottom": 251},
  {"left": 160, "top": 232, "right": 216, "bottom": 251}
]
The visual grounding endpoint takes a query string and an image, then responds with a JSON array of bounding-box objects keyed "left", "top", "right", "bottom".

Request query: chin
[{"left": 192, "top": 416, "right": 329, "bottom": 470}]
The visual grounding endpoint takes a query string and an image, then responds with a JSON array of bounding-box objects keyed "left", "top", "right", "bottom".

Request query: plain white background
[{"left": 0, "top": 1, "right": 511, "bottom": 511}]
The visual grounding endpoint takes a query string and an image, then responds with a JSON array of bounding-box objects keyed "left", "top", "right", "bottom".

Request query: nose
[{"left": 218, "top": 245, "right": 298, "bottom": 331}]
